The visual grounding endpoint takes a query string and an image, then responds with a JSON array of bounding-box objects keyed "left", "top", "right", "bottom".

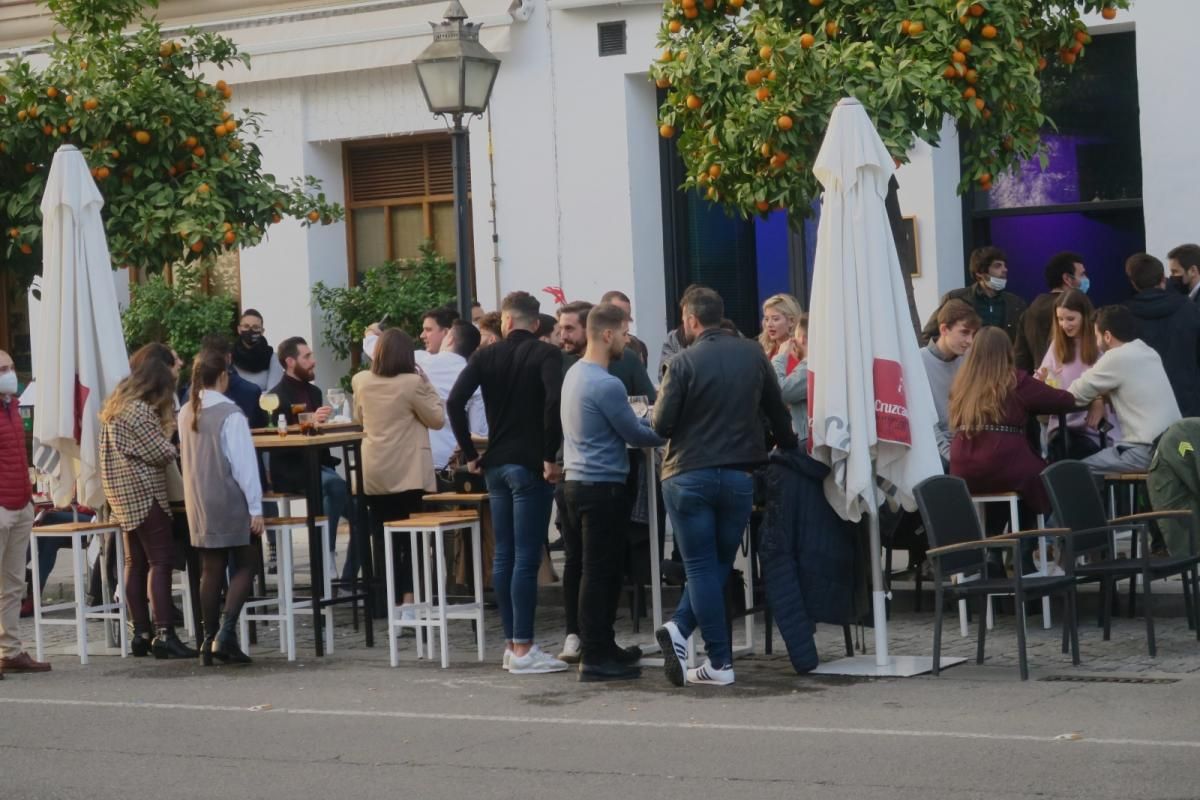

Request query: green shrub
[{"left": 121, "top": 264, "right": 236, "bottom": 365}]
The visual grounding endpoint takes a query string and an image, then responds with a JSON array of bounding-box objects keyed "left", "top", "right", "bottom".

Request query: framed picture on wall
[{"left": 896, "top": 215, "right": 920, "bottom": 278}]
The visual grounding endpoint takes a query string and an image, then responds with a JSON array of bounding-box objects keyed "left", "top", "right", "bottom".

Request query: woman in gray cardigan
[
  {"left": 179, "top": 350, "right": 265, "bottom": 665},
  {"left": 771, "top": 313, "right": 808, "bottom": 440}
]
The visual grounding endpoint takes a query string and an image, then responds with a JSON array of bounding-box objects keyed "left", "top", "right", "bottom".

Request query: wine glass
[
  {"left": 259, "top": 392, "right": 280, "bottom": 427},
  {"left": 327, "top": 387, "right": 346, "bottom": 421},
  {"left": 628, "top": 395, "right": 649, "bottom": 419}
]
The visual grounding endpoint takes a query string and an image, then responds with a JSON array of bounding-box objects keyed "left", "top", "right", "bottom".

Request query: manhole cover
[{"left": 1040, "top": 675, "right": 1178, "bottom": 685}]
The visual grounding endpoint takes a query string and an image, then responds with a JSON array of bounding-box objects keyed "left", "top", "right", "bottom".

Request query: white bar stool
[
  {"left": 968, "top": 493, "right": 1051, "bottom": 635},
  {"left": 383, "top": 511, "right": 484, "bottom": 669},
  {"left": 240, "top": 516, "right": 333, "bottom": 659},
  {"left": 29, "top": 521, "right": 128, "bottom": 664},
  {"left": 261, "top": 492, "right": 307, "bottom": 585}
]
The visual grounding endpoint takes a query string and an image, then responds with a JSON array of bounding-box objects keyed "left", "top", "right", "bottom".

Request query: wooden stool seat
[
  {"left": 264, "top": 515, "right": 328, "bottom": 526},
  {"left": 33, "top": 521, "right": 121, "bottom": 534}
]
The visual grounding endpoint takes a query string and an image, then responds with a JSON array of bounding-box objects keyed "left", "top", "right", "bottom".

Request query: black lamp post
[{"left": 413, "top": 0, "right": 501, "bottom": 321}]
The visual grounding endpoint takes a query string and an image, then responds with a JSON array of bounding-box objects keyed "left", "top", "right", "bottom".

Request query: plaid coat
[{"left": 100, "top": 400, "right": 176, "bottom": 532}]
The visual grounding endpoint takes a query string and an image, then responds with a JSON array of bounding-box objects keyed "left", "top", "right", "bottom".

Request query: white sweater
[{"left": 1067, "top": 339, "right": 1181, "bottom": 445}]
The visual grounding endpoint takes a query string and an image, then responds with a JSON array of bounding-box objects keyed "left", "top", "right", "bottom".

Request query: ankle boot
[
  {"left": 129, "top": 626, "right": 152, "bottom": 658},
  {"left": 198, "top": 636, "right": 215, "bottom": 666},
  {"left": 212, "top": 617, "right": 251, "bottom": 664},
  {"left": 152, "top": 627, "right": 199, "bottom": 660}
]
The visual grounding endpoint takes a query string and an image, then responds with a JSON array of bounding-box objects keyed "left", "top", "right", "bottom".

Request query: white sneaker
[
  {"left": 655, "top": 622, "right": 688, "bottom": 687},
  {"left": 557, "top": 634, "right": 581, "bottom": 663},
  {"left": 502, "top": 648, "right": 513, "bottom": 671},
  {"left": 688, "top": 660, "right": 734, "bottom": 686},
  {"left": 509, "top": 645, "right": 569, "bottom": 675}
]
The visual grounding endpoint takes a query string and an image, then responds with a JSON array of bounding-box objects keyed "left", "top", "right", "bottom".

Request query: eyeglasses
[{"left": 239, "top": 325, "right": 264, "bottom": 334}]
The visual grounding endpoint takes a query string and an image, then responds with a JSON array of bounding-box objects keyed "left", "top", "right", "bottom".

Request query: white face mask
[
  {"left": 362, "top": 334, "right": 379, "bottom": 361},
  {"left": 987, "top": 276, "right": 1007, "bottom": 292},
  {"left": 0, "top": 371, "right": 17, "bottom": 396}
]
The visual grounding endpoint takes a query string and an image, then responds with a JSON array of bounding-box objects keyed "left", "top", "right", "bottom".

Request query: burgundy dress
[{"left": 949, "top": 371, "right": 1078, "bottom": 515}]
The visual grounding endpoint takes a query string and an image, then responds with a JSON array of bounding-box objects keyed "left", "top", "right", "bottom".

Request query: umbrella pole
[{"left": 866, "top": 498, "right": 889, "bottom": 667}]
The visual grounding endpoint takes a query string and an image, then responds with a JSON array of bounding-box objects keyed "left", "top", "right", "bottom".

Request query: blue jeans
[
  {"left": 320, "top": 467, "right": 353, "bottom": 563},
  {"left": 486, "top": 464, "right": 553, "bottom": 644},
  {"left": 663, "top": 468, "right": 754, "bottom": 668}
]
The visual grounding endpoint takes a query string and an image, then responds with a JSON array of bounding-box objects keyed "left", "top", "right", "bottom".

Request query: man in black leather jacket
[{"left": 651, "top": 288, "right": 797, "bottom": 688}]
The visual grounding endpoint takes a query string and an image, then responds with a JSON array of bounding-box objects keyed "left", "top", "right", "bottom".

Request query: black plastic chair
[
  {"left": 914, "top": 475, "right": 1080, "bottom": 680},
  {"left": 1041, "top": 461, "right": 1200, "bottom": 656}
]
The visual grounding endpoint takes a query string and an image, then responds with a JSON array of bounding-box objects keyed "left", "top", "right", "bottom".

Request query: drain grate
[{"left": 1040, "top": 675, "right": 1178, "bottom": 685}]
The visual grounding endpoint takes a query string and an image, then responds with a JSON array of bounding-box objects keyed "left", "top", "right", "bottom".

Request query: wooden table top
[
  {"left": 423, "top": 492, "right": 489, "bottom": 503},
  {"left": 253, "top": 430, "right": 365, "bottom": 449},
  {"left": 250, "top": 421, "right": 361, "bottom": 435}
]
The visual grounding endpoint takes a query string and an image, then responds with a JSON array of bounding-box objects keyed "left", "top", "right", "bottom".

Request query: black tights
[{"left": 199, "top": 545, "right": 258, "bottom": 640}]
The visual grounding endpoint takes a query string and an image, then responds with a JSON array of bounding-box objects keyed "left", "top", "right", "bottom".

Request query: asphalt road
[{"left": 2, "top": 652, "right": 1198, "bottom": 800}]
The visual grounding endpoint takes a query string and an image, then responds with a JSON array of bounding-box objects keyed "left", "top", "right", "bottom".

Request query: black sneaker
[
  {"left": 610, "top": 643, "right": 643, "bottom": 665},
  {"left": 578, "top": 659, "right": 641, "bottom": 682}
]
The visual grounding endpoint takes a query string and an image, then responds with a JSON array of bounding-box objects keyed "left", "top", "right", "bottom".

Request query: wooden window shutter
[{"left": 346, "top": 138, "right": 464, "bottom": 204}]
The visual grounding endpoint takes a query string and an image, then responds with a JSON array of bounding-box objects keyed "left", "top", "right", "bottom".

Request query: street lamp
[{"left": 413, "top": 0, "right": 501, "bottom": 321}]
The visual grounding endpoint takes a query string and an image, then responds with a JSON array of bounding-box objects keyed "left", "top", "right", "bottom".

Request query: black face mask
[
  {"left": 1167, "top": 276, "right": 1188, "bottom": 296},
  {"left": 240, "top": 331, "right": 263, "bottom": 345}
]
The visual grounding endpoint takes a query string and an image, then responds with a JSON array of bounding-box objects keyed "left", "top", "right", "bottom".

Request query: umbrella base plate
[{"left": 811, "top": 655, "right": 965, "bottom": 677}]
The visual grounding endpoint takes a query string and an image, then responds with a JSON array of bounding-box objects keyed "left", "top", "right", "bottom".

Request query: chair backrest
[
  {"left": 913, "top": 475, "right": 988, "bottom": 575},
  {"left": 1041, "top": 460, "right": 1111, "bottom": 555}
]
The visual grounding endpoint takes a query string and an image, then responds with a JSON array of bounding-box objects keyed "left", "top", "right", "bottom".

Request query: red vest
[{"left": 0, "top": 397, "right": 32, "bottom": 510}]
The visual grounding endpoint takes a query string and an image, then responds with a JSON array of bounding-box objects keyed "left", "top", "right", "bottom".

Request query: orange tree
[
  {"left": 0, "top": 0, "right": 342, "bottom": 286},
  {"left": 652, "top": 0, "right": 1132, "bottom": 215}
]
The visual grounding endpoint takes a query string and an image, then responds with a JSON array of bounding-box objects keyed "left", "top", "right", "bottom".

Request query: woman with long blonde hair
[
  {"left": 1036, "top": 289, "right": 1118, "bottom": 459},
  {"left": 758, "top": 294, "right": 803, "bottom": 359},
  {"left": 948, "top": 327, "right": 1077, "bottom": 516},
  {"left": 99, "top": 351, "right": 197, "bottom": 659}
]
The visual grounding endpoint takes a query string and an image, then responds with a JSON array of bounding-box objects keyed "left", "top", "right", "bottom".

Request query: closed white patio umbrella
[
  {"left": 32, "top": 144, "right": 130, "bottom": 508},
  {"left": 806, "top": 99, "right": 950, "bottom": 676}
]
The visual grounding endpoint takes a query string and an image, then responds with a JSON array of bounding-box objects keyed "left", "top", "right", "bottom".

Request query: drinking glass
[
  {"left": 628, "top": 395, "right": 649, "bottom": 419},
  {"left": 259, "top": 392, "right": 280, "bottom": 427},
  {"left": 327, "top": 388, "right": 346, "bottom": 420},
  {"left": 298, "top": 412, "right": 317, "bottom": 436}
]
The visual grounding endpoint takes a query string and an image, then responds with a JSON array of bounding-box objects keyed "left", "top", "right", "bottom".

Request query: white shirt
[
  {"left": 417, "top": 350, "right": 487, "bottom": 469},
  {"left": 199, "top": 390, "right": 264, "bottom": 515},
  {"left": 1067, "top": 339, "right": 1182, "bottom": 446}
]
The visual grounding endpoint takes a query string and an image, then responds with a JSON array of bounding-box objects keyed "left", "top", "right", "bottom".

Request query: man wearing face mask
[
  {"left": 0, "top": 351, "right": 52, "bottom": 675},
  {"left": 1014, "top": 252, "right": 1088, "bottom": 372},
  {"left": 1167, "top": 244, "right": 1200, "bottom": 306},
  {"left": 232, "top": 309, "right": 284, "bottom": 393},
  {"left": 1123, "top": 253, "right": 1200, "bottom": 418},
  {"left": 921, "top": 247, "right": 1027, "bottom": 346}
]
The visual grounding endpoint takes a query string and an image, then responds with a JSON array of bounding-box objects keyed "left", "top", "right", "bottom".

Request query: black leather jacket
[{"left": 653, "top": 328, "right": 798, "bottom": 480}]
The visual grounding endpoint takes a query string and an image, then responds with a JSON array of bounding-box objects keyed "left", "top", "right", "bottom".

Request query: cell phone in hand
[{"left": 1096, "top": 419, "right": 1113, "bottom": 434}]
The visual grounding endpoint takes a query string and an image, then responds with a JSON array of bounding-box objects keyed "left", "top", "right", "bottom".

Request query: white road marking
[{"left": 1, "top": 697, "right": 1198, "bottom": 750}]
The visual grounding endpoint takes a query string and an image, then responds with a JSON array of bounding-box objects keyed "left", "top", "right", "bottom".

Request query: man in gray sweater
[
  {"left": 561, "top": 304, "right": 664, "bottom": 682},
  {"left": 919, "top": 300, "right": 980, "bottom": 467}
]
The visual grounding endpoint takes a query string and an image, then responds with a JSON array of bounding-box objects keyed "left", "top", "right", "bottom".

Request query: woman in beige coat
[{"left": 351, "top": 328, "right": 445, "bottom": 609}]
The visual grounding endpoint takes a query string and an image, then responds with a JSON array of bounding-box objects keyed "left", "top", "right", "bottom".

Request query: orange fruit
[
  {"left": 900, "top": 20, "right": 911, "bottom": 34},
  {"left": 16, "top": 110, "right": 26, "bottom": 122},
  {"left": 307, "top": 210, "right": 321, "bottom": 222},
  {"left": 755, "top": 86, "right": 771, "bottom": 101},
  {"left": 969, "top": 3, "right": 985, "bottom": 17},
  {"left": 7, "top": 227, "right": 17, "bottom": 238},
  {"left": 659, "top": 124, "right": 675, "bottom": 138},
  {"left": 197, "top": 183, "right": 210, "bottom": 193},
  {"left": 760, "top": 142, "right": 773, "bottom": 157},
  {"left": 825, "top": 20, "right": 838, "bottom": 36},
  {"left": 1101, "top": 6, "right": 1117, "bottom": 20},
  {"left": 756, "top": 200, "right": 771, "bottom": 212},
  {"left": 684, "top": 8, "right": 699, "bottom": 19},
  {"left": 759, "top": 45, "right": 773, "bottom": 60},
  {"left": 192, "top": 146, "right": 206, "bottom": 158},
  {"left": 1060, "top": 49, "right": 1077, "bottom": 64},
  {"left": 190, "top": 241, "right": 204, "bottom": 253},
  {"left": 686, "top": 94, "right": 702, "bottom": 110},
  {"left": 214, "top": 124, "right": 228, "bottom": 137},
  {"left": 777, "top": 114, "right": 793, "bottom": 130},
  {"left": 659, "top": 49, "right": 673, "bottom": 63},
  {"left": 96, "top": 166, "right": 110, "bottom": 179},
  {"left": 808, "top": 0, "right": 823, "bottom": 5},
  {"left": 83, "top": 97, "right": 99, "bottom": 111},
  {"left": 1074, "top": 30, "right": 1087, "bottom": 43},
  {"left": 981, "top": 24, "right": 997, "bottom": 39},
  {"left": 958, "top": 39, "right": 973, "bottom": 53},
  {"left": 1037, "top": 56, "right": 1048, "bottom": 70},
  {"left": 185, "top": 136, "right": 198, "bottom": 148},
  {"left": 224, "top": 231, "right": 236, "bottom": 245},
  {"left": 965, "top": 69, "right": 979, "bottom": 84},
  {"left": 800, "top": 33, "right": 816, "bottom": 49},
  {"left": 702, "top": 0, "right": 715, "bottom": 9},
  {"left": 708, "top": 164, "right": 722, "bottom": 178},
  {"left": 655, "top": 77, "right": 671, "bottom": 88},
  {"left": 43, "top": 123, "right": 54, "bottom": 136},
  {"left": 943, "top": 66, "right": 959, "bottom": 79},
  {"left": 134, "top": 130, "right": 151, "bottom": 145},
  {"left": 216, "top": 80, "right": 228, "bottom": 91},
  {"left": 19, "top": 243, "right": 33, "bottom": 255},
  {"left": 28, "top": 106, "right": 39, "bottom": 118},
  {"left": 745, "top": 68, "right": 763, "bottom": 86},
  {"left": 908, "top": 21, "right": 924, "bottom": 36},
  {"left": 58, "top": 123, "right": 70, "bottom": 134},
  {"left": 46, "top": 86, "right": 59, "bottom": 98},
  {"left": 974, "top": 98, "right": 986, "bottom": 111},
  {"left": 729, "top": 0, "right": 743, "bottom": 7},
  {"left": 952, "top": 51, "right": 967, "bottom": 64},
  {"left": 222, "top": 222, "right": 233, "bottom": 231},
  {"left": 668, "top": 20, "right": 682, "bottom": 33},
  {"left": 963, "top": 87, "right": 977, "bottom": 99}
]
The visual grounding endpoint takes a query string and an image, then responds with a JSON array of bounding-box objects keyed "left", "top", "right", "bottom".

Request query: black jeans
[
  {"left": 563, "top": 481, "right": 630, "bottom": 663},
  {"left": 365, "top": 491, "right": 425, "bottom": 599},
  {"left": 558, "top": 482, "right": 581, "bottom": 638}
]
